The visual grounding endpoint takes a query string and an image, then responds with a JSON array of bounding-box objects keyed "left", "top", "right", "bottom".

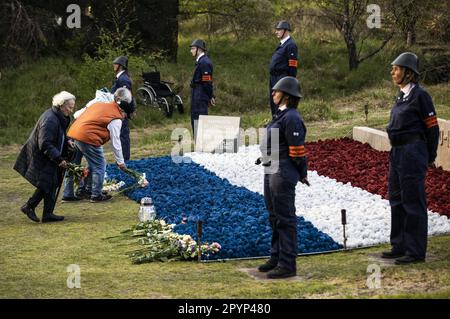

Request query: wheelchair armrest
[{"left": 161, "top": 80, "right": 174, "bottom": 85}]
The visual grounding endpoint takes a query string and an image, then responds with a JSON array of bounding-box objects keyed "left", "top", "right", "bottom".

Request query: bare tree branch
[{"left": 359, "top": 32, "right": 394, "bottom": 63}]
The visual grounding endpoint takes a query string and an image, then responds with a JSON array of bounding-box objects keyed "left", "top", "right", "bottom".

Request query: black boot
[
  {"left": 21, "top": 204, "right": 40, "bottom": 223},
  {"left": 267, "top": 266, "right": 296, "bottom": 279},
  {"left": 258, "top": 260, "right": 277, "bottom": 272},
  {"left": 42, "top": 212, "right": 64, "bottom": 223},
  {"left": 381, "top": 250, "right": 405, "bottom": 259},
  {"left": 395, "top": 255, "right": 425, "bottom": 265}
]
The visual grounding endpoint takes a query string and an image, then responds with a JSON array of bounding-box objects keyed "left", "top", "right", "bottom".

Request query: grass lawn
[
  {"left": 1, "top": 30, "right": 449, "bottom": 298},
  {"left": 1, "top": 104, "right": 449, "bottom": 299}
]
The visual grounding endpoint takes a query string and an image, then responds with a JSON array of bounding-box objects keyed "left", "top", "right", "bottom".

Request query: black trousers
[
  {"left": 388, "top": 141, "right": 428, "bottom": 260},
  {"left": 27, "top": 187, "right": 57, "bottom": 217},
  {"left": 264, "top": 173, "right": 297, "bottom": 272},
  {"left": 120, "top": 118, "right": 131, "bottom": 161},
  {"left": 191, "top": 107, "right": 208, "bottom": 141}
]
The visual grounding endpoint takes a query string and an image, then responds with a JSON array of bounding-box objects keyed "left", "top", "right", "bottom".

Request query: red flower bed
[{"left": 306, "top": 138, "right": 450, "bottom": 218}]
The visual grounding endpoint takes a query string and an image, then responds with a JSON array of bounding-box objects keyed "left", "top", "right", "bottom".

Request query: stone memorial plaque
[
  {"left": 195, "top": 115, "right": 241, "bottom": 153},
  {"left": 436, "top": 118, "right": 450, "bottom": 171},
  {"left": 353, "top": 119, "right": 450, "bottom": 171}
]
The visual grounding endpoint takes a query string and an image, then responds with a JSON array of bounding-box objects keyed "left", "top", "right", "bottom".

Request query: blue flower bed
[{"left": 106, "top": 156, "right": 342, "bottom": 260}]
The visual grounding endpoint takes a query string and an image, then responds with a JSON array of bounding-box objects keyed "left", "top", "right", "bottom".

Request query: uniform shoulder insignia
[{"left": 293, "top": 132, "right": 299, "bottom": 136}]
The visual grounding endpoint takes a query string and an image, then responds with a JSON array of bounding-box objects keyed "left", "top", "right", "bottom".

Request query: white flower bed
[{"left": 186, "top": 145, "right": 450, "bottom": 248}]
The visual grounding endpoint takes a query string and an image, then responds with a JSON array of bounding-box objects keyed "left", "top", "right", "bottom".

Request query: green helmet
[
  {"left": 272, "top": 76, "right": 302, "bottom": 98},
  {"left": 391, "top": 52, "right": 419, "bottom": 75},
  {"left": 190, "top": 39, "right": 207, "bottom": 51},
  {"left": 113, "top": 56, "right": 128, "bottom": 69},
  {"left": 275, "top": 20, "right": 291, "bottom": 31}
]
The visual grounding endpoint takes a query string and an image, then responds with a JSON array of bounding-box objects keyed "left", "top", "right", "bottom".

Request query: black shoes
[
  {"left": 267, "top": 266, "right": 296, "bottom": 279},
  {"left": 395, "top": 255, "right": 425, "bottom": 265},
  {"left": 21, "top": 204, "right": 64, "bottom": 223},
  {"left": 76, "top": 189, "right": 92, "bottom": 199},
  {"left": 381, "top": 250, "right": 405, "bottom": 259},
  {"left": 77, "top": 189, "right": 109, "bottom": 200},
  {"left": 61, "top": 196, "right": 82, "bottom": 202},
  {"left": 258, "top": 261, "right": 277, "bottom": 273},
  {"left": 42, "top": 213, "right": 64, "bottom": 223},
  {"left": 21, "top": 204, "right": 40, "bottom": 223},
  {"left": 90, "top": 194, "right": 112, "bottom": 202}
]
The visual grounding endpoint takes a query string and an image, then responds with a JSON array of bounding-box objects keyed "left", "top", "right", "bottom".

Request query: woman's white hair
[
  {"left": 114, "top": 87, "right": 132, "bottom": 103},
  {"left": 52, "top": 91, "right": 76, "bottom": 107}
]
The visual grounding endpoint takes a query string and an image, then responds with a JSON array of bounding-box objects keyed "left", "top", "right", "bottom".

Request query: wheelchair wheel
[
  {"left": 136, "top": 87, "right": 155, "bottom": 107},
  {"left": 159, "top": 97, "right": 172, "bottom": 118},
  {"left": 174, "top": 95, "right": 184, "bottom": 114}
]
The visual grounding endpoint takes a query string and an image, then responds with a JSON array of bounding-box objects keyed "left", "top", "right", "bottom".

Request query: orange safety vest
[{"left": 68, "top": 102, "right": 123, "bottom": 147}]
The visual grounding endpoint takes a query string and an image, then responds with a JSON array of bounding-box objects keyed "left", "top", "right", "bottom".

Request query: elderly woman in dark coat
[{"left": 14, "top": 91, "right": 75, "bottom": 223}]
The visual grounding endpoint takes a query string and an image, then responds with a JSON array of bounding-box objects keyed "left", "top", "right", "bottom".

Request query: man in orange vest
[{"left": 66, "top": 88, "right": 133, "bottom": 202}]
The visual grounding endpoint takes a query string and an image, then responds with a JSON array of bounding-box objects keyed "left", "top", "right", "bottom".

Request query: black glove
[
  {"left": 255, "top": 157, "right": 271, "bottom": 167},
  {"left": 300, "top": 177, "right": 310, "bottom": 186},
  {"left": 291, "top": 157, "right": 308, "bottom": 180}
]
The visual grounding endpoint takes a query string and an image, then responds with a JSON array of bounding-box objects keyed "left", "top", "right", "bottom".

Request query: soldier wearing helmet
[
  {"left": 111, "top": 55, "right": 134, "bottom": 161},
  {"left": 189, "top": 39, "right": 215, "bottom": 137},
  {"left": 257, "top": 76, "right": 308, "bottom": 279},
  {"left": 382, "top": 52, "right": 440, "bottom": 265},
  {"left": 268, "top": 21, "right": 299, "bottom": 116}
]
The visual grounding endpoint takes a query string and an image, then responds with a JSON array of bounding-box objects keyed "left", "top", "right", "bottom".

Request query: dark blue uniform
[
  {"left": 269, "top": 38, "right": 298, "bottom": 115},
  {"left": 261, "top": 107, "right": 307, "bottom": 272},
  {"left": 386, "top": 84, "right": 439, "bottom": 260},
  {"left": 191, "top": 54, "right": 214, "bottom": 135},
  {"left": 111, "top": 71, "right": 134, "bottom": 161}
]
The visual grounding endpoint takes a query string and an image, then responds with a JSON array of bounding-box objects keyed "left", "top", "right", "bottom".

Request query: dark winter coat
[{"left": 14, "top": 107, "right": 71, "bottom": 191}]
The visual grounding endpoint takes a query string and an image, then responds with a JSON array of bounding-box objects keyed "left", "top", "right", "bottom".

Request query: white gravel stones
[{"left": 186, "top": 145, "right": 450, "bottom": 248}]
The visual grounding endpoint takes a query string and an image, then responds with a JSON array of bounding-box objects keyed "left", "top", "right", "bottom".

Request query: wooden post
[
  {"left": 197, "top": 221, "right": 203, "bottom": 262},
  {"left": 341, "top": 209, "right": 347, "bottom": 249}
]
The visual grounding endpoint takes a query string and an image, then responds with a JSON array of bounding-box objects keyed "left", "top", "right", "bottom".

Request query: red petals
[{"left": 307, "top": 138, "right": 449, "bottom": 218}]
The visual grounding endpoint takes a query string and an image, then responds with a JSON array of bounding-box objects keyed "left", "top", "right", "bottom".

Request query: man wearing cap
[
  {"left": 189, "top": 39, "right": 215, "bottom": 138},
  {"left": 269, "top": 21, "right": 298, "bottom": 116},
  {"left": 382, "top": 52, "right": 439, "bottom": 265},
  {"left": 111, "top": 55, "right": 134, "bottom": 161},
  {"left": 67, "top": 88, "right": 133, "bottom": 202}
]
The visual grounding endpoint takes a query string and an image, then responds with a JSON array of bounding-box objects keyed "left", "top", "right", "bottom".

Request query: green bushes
[{"left": 1, "top": 32, "right": 448, "bottom": 146}]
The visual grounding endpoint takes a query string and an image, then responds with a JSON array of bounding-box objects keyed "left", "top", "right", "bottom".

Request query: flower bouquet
[
  {"left": 66, "top": 162, "right": 89, "bottom": 186},
  {"left": 123, "top": 168, "right": 149, "bottom": 187},
  {"left": 102, "top": 180, "right": 126, "bottom": 192},
  {"left": 105, "top": 219, "right": 221, "bottom": 263}
]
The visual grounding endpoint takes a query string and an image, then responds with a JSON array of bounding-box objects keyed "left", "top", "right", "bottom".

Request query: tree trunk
[
  {"left": 406, "top": 30, "right": 416, "bottom": 47},
  {"left": 347, "top": 38, "right": 359, "bottom": 70},
  {"left": 342, "top": 0, "right": 359, "bottom": 70}
]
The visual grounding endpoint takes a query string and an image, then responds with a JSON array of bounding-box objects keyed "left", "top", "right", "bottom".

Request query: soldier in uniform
[
  {"left": 189, "top": 39, "right": 215, "bottom": 138},
  {"left": 257, "top": 76, "right": 309, "bottom": 279},
  {"left": 111, "top": 55, "right": 134, "bottom": 161},
  {"left": 269, "top": 21, "right": 298, "bottom": 116},
  {"left": 382, "top": 52, "right": 440, "bottom": 264}
]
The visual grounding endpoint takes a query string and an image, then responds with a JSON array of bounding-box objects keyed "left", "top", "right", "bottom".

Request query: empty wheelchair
[{"left": 135, "top": 65, "right": 184, "bottom": 118}]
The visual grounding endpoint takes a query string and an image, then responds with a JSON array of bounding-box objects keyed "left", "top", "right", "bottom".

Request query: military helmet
[
  {"left": 275, "top": 20, "right": 291, "bottom": 31},
  {"left": 190, "top": 39, "right": 207, "bottom": 51},
  {"left": 272, "top": 76, "right": 302, "bottom": 98},
  {"left": 113, "top": 56, "right": 128, "bottom": 69},
  {"left": 391, "top": 52, "right": 419, "bottom": 75}
]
